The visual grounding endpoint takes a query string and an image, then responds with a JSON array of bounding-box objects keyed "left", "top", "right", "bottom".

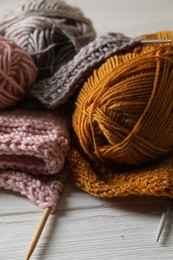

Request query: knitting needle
[
  {"left": 155, "top": 204, "right": 171, "bottom": 242},
  {"left": 25, "top": 207, "right": 51, "bottom": 260},
  {"left": 140, "top": 39, "right": 172, "bottom": 44},
  {"left": 140, "top": 37, "right": 172, "bottom": 241}
]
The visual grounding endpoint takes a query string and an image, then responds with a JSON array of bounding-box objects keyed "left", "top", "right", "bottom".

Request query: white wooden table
[{"left": 1, "top": 1, "right": 173, "bottom": 259}]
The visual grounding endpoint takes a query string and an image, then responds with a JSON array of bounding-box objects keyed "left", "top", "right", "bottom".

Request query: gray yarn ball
[{"left": 0, "top": 0, "right": 96, "bottom": 80}]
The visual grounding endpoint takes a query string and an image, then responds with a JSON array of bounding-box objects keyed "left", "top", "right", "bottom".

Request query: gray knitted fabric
[
  {"left": 29, "top": 32, "right": 141, "bottom": 108},
  {"left": 0, "top": 0, "right": 96, "bottom": 79}
]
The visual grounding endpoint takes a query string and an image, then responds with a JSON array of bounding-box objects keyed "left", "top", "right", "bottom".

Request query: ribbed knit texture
[
  {"left": 0, "top": 108, "right": 70, "bottom": 211},
  {"left": 0, "top": 170, "right": 66, "bottom": 213},
  {"left": 30, "top": 33, "right": 140, "bottom": 108},
  {"left": 0, "top": 109, "right": 70, "bottom": 174},
  {"left": 68, "top": 143, "right": 173, "bottom": 198}
]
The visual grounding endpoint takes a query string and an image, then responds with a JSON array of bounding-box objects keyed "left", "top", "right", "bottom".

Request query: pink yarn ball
[{"left": 0, "top": 36, "right": 37, "bottom": 109}]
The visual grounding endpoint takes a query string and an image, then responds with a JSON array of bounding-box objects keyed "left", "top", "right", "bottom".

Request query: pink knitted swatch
[
  {"left": 0, "top": 108, "right": 70, "bottom": 212},
  {"left": 0, "top": 170, "right": 66, "bottom": 212},
  {"left": 0, "top": 109, "right": 70, "bottom": 175}
]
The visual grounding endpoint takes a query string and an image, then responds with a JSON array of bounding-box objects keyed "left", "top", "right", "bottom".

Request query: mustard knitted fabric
[
  {"left": 68, "top": 31, "right": 173, "bottom": 198},
  {"left": 68, "top": 143, "right": 173, "bottom": 198}
]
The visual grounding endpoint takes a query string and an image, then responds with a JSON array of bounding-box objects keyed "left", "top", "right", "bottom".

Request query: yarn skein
[
  {"left": 72, "top": 31, "right": 173, "bottom": 166},
  {"left": 0, "top": 0, "right": 96, "bottom": 79},
  {"left": 30, "top": 33, "right": 140, "bottom": 108},
  {"left": 67, "top": 31, "right": 173, "bottom": 199},
  {"left": 0, "top": 36, "right": 37, "bottom": 109}
]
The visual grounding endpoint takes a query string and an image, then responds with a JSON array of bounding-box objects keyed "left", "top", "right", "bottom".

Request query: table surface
[{"left": 1, "top": 0, "right": 173, "bottom": 259}]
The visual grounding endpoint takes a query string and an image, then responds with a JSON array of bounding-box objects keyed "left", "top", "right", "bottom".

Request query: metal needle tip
[
  {"left": 156, "top": 204, "right": 171, "bottom": 243},
  {"left": 140, "top": 39, "right": 172, "bottom": 44}
]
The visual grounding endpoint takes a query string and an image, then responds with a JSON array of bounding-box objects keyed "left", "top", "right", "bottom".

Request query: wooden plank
[{"left": 0, "top": 203, "right": 172, "bottom": 259}]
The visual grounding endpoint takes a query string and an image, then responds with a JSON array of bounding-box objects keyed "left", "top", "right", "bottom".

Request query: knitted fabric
[
  {"left": 29, "top": 33, "right": 141, "bottom": 108},
  {"left": 68, "top": 142, "right": 173, "bottom": 198},
  {"left": 0, "top": 108, "right": 70, "bottom": 211},
  {"left": 0, "top": 109, "right": 70, "bottom": 175},
  {"left": 0, "top": 0, "right": 96, "bottom": 80},
  {"left": 0, "top": 170, "right": 66, "bottom": 213}
]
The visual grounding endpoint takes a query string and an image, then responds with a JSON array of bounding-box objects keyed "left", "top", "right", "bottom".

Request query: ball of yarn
[
  {"left": 0, "top": 36, "right": 37, "bottom": 109},
  {"left": 73, "top": 31, "right": 173, "bottom": 166},
  {"left": 0, "top": 0, "right": 96, "bottom": 80}
]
